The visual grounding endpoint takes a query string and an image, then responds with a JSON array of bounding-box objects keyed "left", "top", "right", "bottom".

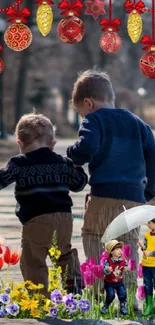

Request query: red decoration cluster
[
  {"left": 57, "top": 0, "right": 84, "bottom": 44},
  {"left": 85, "top": 0, "right": 106, "bottom": 20},
  {"left": 124, "top": 0, "right": 145, "bottom": 14},
  {"left": 6, "top": 7, "right": 31, "bottom": 23},
  {"left": 139, "top": 51, "right": 155, "bottom": 78},
  {"left": 58, "top": 0, "right": 83, "bottom": 16}
]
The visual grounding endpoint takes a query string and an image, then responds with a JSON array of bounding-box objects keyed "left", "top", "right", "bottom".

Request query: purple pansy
[
  {"left": 5, "top": 303, "right": 20, "bottom": 316},
  {"left": 50, "top": 289, "right": 62, "bottom": 304},
  {"left": 0, "top": 293, "right": 10, "bottom": 305},
  {"left": 0, "top": 306, "right": 8, "bottom": 316},
  {"left": 50, "top": 307, "right": 58, "bottom": 318},
  {"left": 78, "top": 299, "right": 91, "bottom": 312},
  {"left": 63, "top": 294, "right": 77, "bottom": 312}
]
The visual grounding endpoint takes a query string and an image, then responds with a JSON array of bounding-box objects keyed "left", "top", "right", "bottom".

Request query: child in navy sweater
[
  {"left": 0, "top": 113, "right": 88, "bottom": 297},
  {"left": 66, "top": 69, "right": 155, "bottom": 307}
]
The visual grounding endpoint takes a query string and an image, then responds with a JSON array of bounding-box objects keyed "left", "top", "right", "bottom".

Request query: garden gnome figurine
[
  {"left": 138, "top": 218, "right": 155, "bottom": 316},
  {"left": 101, "top": 240, "right": 128, "bottom": 315}
]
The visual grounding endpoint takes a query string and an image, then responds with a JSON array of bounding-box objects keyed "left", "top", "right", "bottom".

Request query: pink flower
[
  {"left": 80, "top": 263, "right": 88, "bottom": 275},
  {"left": 93, "top": 265, "right": 104, "bottom": 279},
  {"left": 138, "top": 263, "right": 143, "bottom": 278},
  {"left": 100, "top": 251, "right": 108, "bottom": 266},
  {"left": 128, "top": 259, "right": 136, "bottom": 271},
  {"left": 122, "top": 245, "right": 132, "bottom": 259},
  {"left": 137, "top": 285, "right": 145, "bottom": 300},
  {"left": 87, "top": 257, "right": 97, "bottom": 265},
  {"left": 83, "top": 270, "right": 96, "bottom": 285}
]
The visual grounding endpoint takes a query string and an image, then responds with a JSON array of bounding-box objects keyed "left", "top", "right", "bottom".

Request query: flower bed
[{"left": 0, "top": 236, "right": 154, "bottom": 320}]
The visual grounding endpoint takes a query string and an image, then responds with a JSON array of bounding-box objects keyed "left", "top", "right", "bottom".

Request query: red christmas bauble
[
  {"left": 100, "top": 31, "right": 121, "bottom": 53},
  {"left": 0, "top": 58, "right": 4, "bottom": 73},
  {"left": 57, "top": 16, "right": 85, "bottom": 44},
  {"left": 4, "top": 22, "right": 32, "bottom": 52},
  {"left": 139, "top": 51, "right": 155, "bottom": 78}
]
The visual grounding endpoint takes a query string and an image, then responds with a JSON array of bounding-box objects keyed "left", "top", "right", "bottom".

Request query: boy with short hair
[
  {"left": 101, "top": 240, "right": 128, "bottom": 315},
  {"left": 0, "top": 113, "right": 88, "bottom": 297},
  {"left": 66, "top": 69, "right": 155, "bottom": 302}
]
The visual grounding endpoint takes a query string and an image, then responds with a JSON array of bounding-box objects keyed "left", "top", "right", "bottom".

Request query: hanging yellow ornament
[
  {"left": 36, "top": 0, "right": 54, "bottom": 36},
  {"left": 127, "top": 10, "right": 142, "bottom": 43},
  {"left": 124, "top": 1, "right": 145, "bottom": 43}
]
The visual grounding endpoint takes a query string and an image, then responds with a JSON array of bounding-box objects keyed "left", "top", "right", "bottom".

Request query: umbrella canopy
[{"left": 101, "top": 205, "right": 155, "bottom": 244}]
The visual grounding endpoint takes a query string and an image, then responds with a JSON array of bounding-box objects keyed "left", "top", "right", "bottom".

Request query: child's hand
[
  {"left": 144, "top": 251, "right": 150, "bottom": 257},
  {"left": 138, "top": 240, "right": 145, "bottom": 250},
  {"left": 106, "top": 266, "right": 113, "bottom": 273},
  {"left": 123, "top": 266, "right": 128, "bottom": 272}
]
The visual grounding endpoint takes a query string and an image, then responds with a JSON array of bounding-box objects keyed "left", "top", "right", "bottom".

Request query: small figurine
[
  {"left": 101, "top": 240, "right": 128, "bottom": 315},
  {"left": 138, "top": 218, "right": 155, "bottom": 316}
]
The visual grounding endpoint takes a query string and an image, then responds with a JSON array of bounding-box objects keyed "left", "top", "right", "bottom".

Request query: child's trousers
[
  {"left": 20, "top": 213, "right": 82, "bottom": 297},
  {"left": 143, "top": 266, "right": 155, "bottom": 296},
  {"left": 82, "top": 196, "right": 141, "bottom": 289}
]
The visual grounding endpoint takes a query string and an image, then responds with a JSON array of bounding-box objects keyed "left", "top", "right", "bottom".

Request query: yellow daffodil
[
  {"left": 10, "top": 289, "right": 21, "bottom": 300},
  {"left": 30, "top": 308, "right": 40, "bottom": 318},
  {"left": 43, "top": 299, "right": 51, "bottom": 312},
  {"left": 55, "top": 249, "right": 61, "bottom": 259},
  {"left": 49, "top": 247, "right": 55, "bottom": 256},
  {"left": 14, "top": 282, "right": 25, "bottom": 290},
  {"left": 19, "top": 299, "right": 32, "bottom": 311},
  {"left": 27, "top": 283, "right": 39, "bottom": 290}
]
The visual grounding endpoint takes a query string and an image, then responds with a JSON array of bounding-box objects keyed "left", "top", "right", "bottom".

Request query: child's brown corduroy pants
[{"left": 20, "top": 213, "right": 82, "bottom": 297}]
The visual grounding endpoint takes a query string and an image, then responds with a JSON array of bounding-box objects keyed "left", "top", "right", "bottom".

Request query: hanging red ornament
[
  {"left": 0, "top": 46, "right": 4, "bottom": 73},
  {"left": 85, "top": 0, "right": 106, "bottom": 20},
  {"left": 4, "top": 7, "right": 32, "bottom": 51},
  {"left": 139, "top": 50, "right": 155, "bottom": 78},
  {"left": 57, "top": 0, "right": 84, "bottom": 44},
  {"left": 99, "top": 0, "right": 121, "bottom": 53},
  {"left": 100, "top": 31, "right": 121, "bottom": 53},
  {"left": 139, "top": 0, "right": 155, "bottom": 78}
]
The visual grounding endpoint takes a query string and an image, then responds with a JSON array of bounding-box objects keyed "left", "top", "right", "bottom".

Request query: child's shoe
[
  {"left": 120, "top": 301, "right": 128, "bottom": 315},
  {"left": 101, "top": 302, "right": 109, "bottom": 314}
]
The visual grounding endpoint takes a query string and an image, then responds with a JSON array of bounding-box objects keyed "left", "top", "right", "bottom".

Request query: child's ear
[
  {"left": 16, "top": 139, "right": 24, "bottom": 153},
  {"left": 84, "top": 98, "right": 93, "bottom": 110}
]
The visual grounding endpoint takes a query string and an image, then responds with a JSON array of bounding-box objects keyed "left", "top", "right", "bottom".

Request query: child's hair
[
  {"left": 150, "top": 218, "right": 155, "bottom": 223},
  {"left": 15, "top": 112, "right": 56, "bottom": 147},
  {"left": 72, "top": 68, "right": 115, "bottom": 106}
]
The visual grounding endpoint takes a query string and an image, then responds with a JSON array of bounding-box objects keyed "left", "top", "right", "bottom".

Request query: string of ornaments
[{"left": 0, "top": 0, "right": 155, "bottom": 78}]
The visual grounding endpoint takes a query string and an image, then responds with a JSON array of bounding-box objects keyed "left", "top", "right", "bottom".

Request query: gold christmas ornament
[
  {"left": 36, "top": 1, "right": 53, "bottom": 36},
  {"left": 127, "top": 10, "right": 142, "bottom": 43}
]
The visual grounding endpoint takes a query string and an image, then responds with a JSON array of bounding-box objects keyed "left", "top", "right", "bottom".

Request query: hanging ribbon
[
  {"left": 58, "top": 0, "right": 83, "bottom": 16},
  {"left": 100, "top": 18, "right": 121, "bottom": 31},
  {"left": 36, "top": 0, "right": 54, "bottom": 4},
  {"left": 140, "top": 35, "right": 155, "bottom": 51},
  {"left": 6, "top": 7, "right": 31, "bottom": 23},
  {"left": 124, "top": 0, "right": 145, "bottom": 14}
]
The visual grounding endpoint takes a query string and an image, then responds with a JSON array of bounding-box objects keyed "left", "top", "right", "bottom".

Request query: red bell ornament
[
  {"left": 100, "top": 30, "right": 121, "bottom": 53},
  {"left": 57, "top": 15, "right": 84, "bottom": 44}
]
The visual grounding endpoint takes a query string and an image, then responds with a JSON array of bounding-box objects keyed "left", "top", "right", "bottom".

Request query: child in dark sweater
[
  {"left": 0, "top": 113, "right": 88, "bottom": 297},
  {"left": 66, "top": 69, "right": 155, "bottom": 307}
]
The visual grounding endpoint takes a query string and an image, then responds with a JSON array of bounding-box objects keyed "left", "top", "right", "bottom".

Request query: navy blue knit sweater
[
  {"left": 0, "top": 147, "right": 88, "bottom": 224},
  {"left": 67, "top": 108, "right": 155, "bottom": 203}
]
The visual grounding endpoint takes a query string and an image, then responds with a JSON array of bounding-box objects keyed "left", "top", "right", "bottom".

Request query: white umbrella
[{"left": 101, "top": 205, "right": 155, "bottom": 243}]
